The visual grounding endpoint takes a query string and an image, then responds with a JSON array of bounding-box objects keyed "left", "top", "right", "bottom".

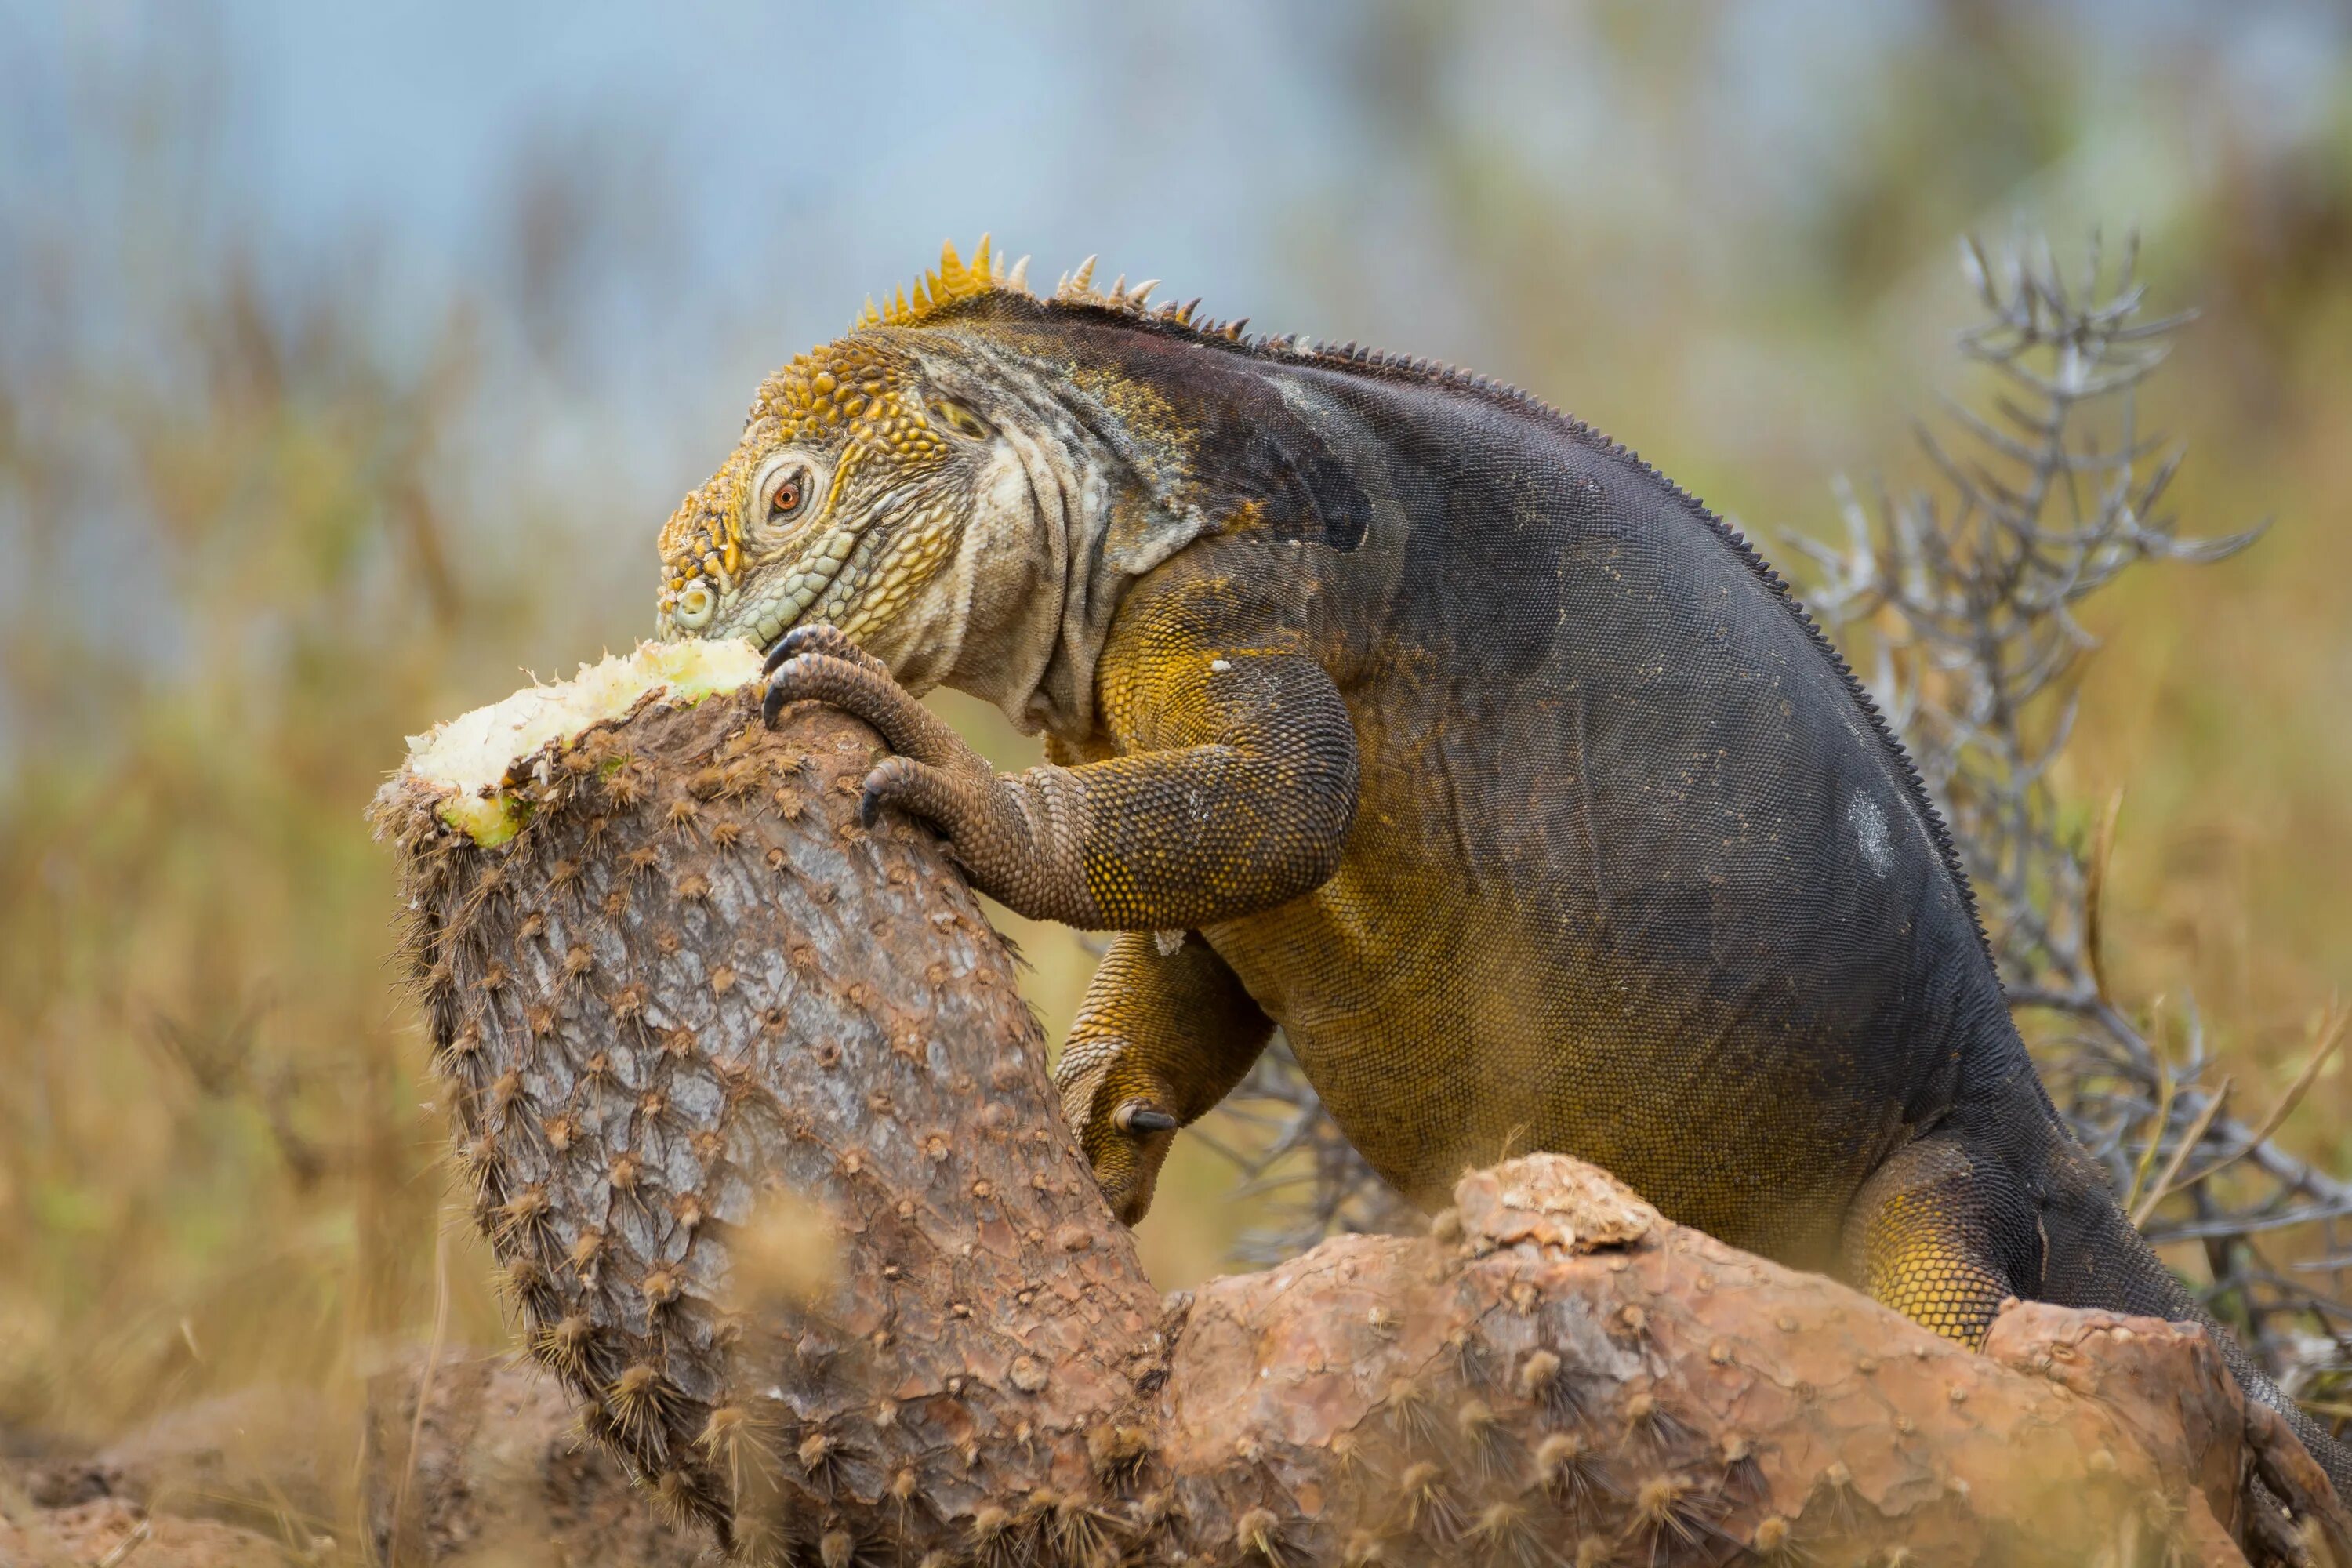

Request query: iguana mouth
[
  {"left": 739, "top": 524, "right": 862, "bottom": 652},
  {"left": 735, "top": 484, "right": 925, "bottom": 654}
]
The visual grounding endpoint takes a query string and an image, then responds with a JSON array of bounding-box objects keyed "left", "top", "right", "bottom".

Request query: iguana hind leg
[
  {"left": 1841, "top": 1133, "right": 2033, "bottom": 1350},
  {"left": 1054, "top": 931, "right": 1275, "bottom": 1225}
]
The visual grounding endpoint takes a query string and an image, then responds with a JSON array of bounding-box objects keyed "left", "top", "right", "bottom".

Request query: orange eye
[{"left": 768, "top": 469, "right": 808, "bottom": 518}]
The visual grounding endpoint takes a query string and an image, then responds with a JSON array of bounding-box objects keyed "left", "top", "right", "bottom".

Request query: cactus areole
[{"left": 371, "top": 655, "right": 2347, "bottom": 1565}]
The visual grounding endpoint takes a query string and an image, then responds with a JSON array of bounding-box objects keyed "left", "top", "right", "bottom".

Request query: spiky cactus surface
[{"left": 375, "top": 659, "right": 1159, "bottom": 1553}]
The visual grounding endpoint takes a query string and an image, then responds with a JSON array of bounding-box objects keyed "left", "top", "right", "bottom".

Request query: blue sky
[
  {"left": 13, "top": 2, "right": 2340, "bottom": 405},
  {"left": 3, "top": 0, "right": 2343, "bottom": 671}
]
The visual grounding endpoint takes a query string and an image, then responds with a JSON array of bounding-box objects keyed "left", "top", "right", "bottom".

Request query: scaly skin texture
[{"left": 655, "top": 238, "right": 2351, "bottom": 1494}]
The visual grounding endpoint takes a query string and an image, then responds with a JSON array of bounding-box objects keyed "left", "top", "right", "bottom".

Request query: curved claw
[
  {"left": 1113, "top": 1099, "right": 1179, "bottom": 1134},
  {"left": 858, "top": 755, "right": 952, "bottom": 835},
  {"left": 764, "top": 656, "right": 984, "bottom": 792},
  {"left": 764, "top": 623, "right": 887, "bottom": 679},
  {"left": 858, "top": 775, "right": 889, "bottom": 829},
  {"left": 760, "top": 655, "right": 812, "bottom": 728},
  {"left": 763, "top": 623, "right": 829, "bottom": 677}
]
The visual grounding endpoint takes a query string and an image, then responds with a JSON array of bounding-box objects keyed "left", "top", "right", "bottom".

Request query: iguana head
[
  {"left": 654, "top": 241, "right": 1035, "bottom": 685},
  {"left": 658, "top": 237, "right": 1362, "bottom": 731}
]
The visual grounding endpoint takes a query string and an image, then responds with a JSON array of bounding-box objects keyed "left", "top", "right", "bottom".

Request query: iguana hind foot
[
  {"left": 1054, "top": 930, "right": 1273, "bottom": 1224},
  {"left": 1842, "top": 1134, "right": 2032, "bottom": 1350}
]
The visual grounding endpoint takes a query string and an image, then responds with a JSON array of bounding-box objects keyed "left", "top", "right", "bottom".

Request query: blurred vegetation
[{"left": 2, "top": 0, "right": 2347, "bottom": 1554}]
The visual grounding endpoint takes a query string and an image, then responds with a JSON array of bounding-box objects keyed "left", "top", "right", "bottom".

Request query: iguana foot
[
  {"left": 761, "top": 638, "right": 1105, "bottom": 925},
  {"left": 1842, "top": 1133, "right": 2021, "bottom": 1349},
  {"left": 760, "top": 641, "right": 972, "bottom": 778}
]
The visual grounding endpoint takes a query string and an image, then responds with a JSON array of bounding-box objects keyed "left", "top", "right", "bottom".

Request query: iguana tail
[{"left": 2043, "top": 1146, "right": 2352, "bottom": 1500}]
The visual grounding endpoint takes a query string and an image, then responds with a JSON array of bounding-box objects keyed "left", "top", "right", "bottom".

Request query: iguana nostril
[{"left": 673, "top": 580, "right": 715, "bottom": 630}]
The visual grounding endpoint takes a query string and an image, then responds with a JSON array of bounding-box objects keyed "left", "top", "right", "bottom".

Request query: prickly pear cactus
[{"left": 371, "top": 651, "right": 1160, "bottom": 1555}]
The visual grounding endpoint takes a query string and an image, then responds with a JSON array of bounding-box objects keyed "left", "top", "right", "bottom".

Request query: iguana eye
[{"left": 767, "top": 466, "right": 809, "bottom": 520}]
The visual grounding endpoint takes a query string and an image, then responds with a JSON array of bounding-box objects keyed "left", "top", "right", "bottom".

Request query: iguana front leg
[
  {"left": 1054, "top": 931, "right": 1276, "bottom": 1224},
  {"left": 760, "top": 624, "right": 1360, "bottom": 930}
]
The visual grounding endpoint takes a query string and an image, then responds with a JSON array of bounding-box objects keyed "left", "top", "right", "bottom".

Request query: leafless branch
[{"left": 1799, "top": 230, "right": 2351, "bottom": 1406}]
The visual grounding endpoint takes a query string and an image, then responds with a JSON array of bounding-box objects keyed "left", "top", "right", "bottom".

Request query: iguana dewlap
[{"left": 655, "top": 240, "right": 2349, "bottom": 1494}]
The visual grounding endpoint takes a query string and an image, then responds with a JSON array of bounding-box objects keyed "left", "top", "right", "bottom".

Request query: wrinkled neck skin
[{"left": 894, "top": 337, "right": 1210, "bottom": 746}]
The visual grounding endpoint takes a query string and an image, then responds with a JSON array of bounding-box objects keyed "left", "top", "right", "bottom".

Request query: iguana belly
[{"left": 1206, "top": 782, "right": 1935, "bottom": 1274}]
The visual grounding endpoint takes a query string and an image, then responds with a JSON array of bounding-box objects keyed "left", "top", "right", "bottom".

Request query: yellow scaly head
[
  {"left": 655, "top": 238, "right": 1040, "bottom": 673},
  {"left": 657, "top": 234, "right": 1269, "bottom": 736}
]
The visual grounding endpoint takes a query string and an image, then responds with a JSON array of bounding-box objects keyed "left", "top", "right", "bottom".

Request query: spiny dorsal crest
[{"left": 857, "top": 236, "right": 1241, "bottom": 339}]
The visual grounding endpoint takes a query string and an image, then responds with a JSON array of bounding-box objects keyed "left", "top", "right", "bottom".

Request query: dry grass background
[{"left": 2, "top": 2, "right": 2347, "bottom": 1555}]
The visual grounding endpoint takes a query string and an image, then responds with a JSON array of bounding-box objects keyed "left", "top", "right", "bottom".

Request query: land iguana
[{"left": 655, "top": 238, "right": 2350, "bottom": 1493}]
